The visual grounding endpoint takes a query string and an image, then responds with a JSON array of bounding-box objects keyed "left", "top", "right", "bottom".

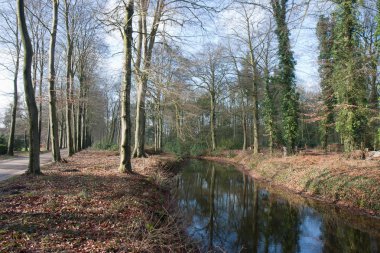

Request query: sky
[{"left": 0, "top": 0, "right": 322, "bottom": 125}]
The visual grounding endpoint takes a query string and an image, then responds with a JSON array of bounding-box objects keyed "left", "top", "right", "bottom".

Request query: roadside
[
  {"left": 202, "top": 150, "right": 380, "bottom": 217},
  {"left": 0, "top": 149, "right": 68, "bottom": 182},
  {"left": 0, "top": 152, "right": 29, "bottom": 161},
  {"left": 0, "top": 150, "right": 195, "bottom": 252}
]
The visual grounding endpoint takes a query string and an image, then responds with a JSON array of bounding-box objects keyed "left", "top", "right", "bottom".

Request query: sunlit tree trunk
[
  {"left": 64, "top": 0, "right": 74, "bottom": 156},
  {"left": 48, "top": 0, "right": 61, "bottom": 162},
  {"left": 248, "top": 42, "right": 260, "bottom": 154},
  {"left": 38, "top": 40, "right": 44, "bottom": 142},
  {"left": 133, "top": 0, "right": 164, "bottom": 158},
  {"left": 242, "top": 106, "right": 247, "bottom": 151},
  {"left": 17, "top": 0, "right": 41, "bottom": 174},
  {"left": 119, "top": 0, "right": 134, "bottom": 173}
]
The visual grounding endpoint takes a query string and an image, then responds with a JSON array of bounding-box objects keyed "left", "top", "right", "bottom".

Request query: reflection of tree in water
[
  {"left": 177, "top": 160, "right": 379, "bottom": 253},
  {"left": 321, "top": 216, "right": 378, "bottom": 253},
  {"left": 208, "top": 165, "right": 216, "bottom": 251}
]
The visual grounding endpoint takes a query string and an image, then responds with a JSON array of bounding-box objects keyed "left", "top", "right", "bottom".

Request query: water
[{"left": 176, "top": 159, "right": 380, "bottom": 253}]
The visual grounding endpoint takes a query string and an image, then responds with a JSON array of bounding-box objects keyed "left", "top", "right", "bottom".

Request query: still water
[{"left": 176, "top": 159, "right": 380, "bottom": 253}]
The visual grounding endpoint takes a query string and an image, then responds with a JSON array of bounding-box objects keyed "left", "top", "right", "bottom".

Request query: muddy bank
[{"left": 201, "top": 150, "right": 380, "bottom": 217}]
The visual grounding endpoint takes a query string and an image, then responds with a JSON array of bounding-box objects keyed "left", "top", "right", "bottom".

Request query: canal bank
[{"left": 201, "top": 150, "right": 380, "bottom": 217}]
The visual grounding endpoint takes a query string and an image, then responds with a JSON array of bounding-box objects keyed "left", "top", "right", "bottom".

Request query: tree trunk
[
  {"left": 38, "top": 40, "right": 44, "bottom": 142},
  {"left": 133, "top": 78, "right": 147, "bottom": 157},
  {"left": 48, "top": 0, "right": 61, "bottom": 162},
  {"left": 108, "top": 103, "right": 118, "bottom": 144},
  {"left": 242, "top": 107, "right": 247, "bottom": 151},
  {"left": 7, "top": 23, "right": 20, "bottom": 156},
  {"left": 24, "top": 129, "right": 28, "bottom": 151},
  {"left": 77, "top": 71, "right": 84, "bottom": 151},
  {"left": 132, "top": 0, "right": 164, "bottom": 158},
  {"left": 249, "top": 51, "right": 259, "bottom": 154},
  {"left": 65, "top": 57, "right": 74, "bottom": 155},
  {"left": 271, "top": 0, "right": 299, "bottom": 153},
  {"left": 72, "top": 97, "right": 77, "bottom": 152},
  {"left": 46, "top": 121, "right": 51, "bottom": 151},
  {"left": 64, "top": 0, "right": 74, "bottom": 156},
  {"left": 210, "top": 92, "right": 216, "bottom": 151},
  {"left": 174, "top": 103, "right": 181, "bottom": 140},
  {"left": 18, "top": 0, "right": 41, "bottom": 174},
  {"left": 59, "top": 114, "right": 64, "bottom": 149},
  {"left": 119, "top": 0, "right": 134, "bottom": 173},
  {"left": 82, "top": 103, "right": 87, "bottom": 148}
]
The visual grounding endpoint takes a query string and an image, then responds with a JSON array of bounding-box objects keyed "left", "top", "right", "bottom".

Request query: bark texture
[
  {"left": 17, "top": 0, "right": 41, "bottom": 174},
  {"left": 48, "top": 0, "right": 61, "bottom": 162},
  {"left": 119, "top": 0, "right": 134, "bottom": 173}
]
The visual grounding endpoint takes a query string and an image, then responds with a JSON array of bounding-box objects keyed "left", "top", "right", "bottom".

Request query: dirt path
[{"left": 0, "top": 149, "right": 68, "bottom": 182}]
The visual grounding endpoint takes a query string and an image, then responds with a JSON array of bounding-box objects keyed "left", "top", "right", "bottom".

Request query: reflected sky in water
[{"left": 177, "top": 160, "right": 380, "bottom": 253}]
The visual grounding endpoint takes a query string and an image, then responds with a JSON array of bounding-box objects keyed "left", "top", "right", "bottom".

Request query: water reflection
[{"left": 177, "top": 160, "right": 380, "bottom": 253}]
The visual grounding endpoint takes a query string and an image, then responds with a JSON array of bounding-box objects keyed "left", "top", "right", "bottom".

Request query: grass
[
  {"left": 0, "top": 150, "right": 196, "bottom": 252},
  {"left": 205, "top": 150, "right": 380, "bottom": 216}
]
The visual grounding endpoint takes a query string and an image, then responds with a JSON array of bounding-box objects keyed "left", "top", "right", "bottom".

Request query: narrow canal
[{"left": 177, "top": 159, "right": 380, "bottom": 253}]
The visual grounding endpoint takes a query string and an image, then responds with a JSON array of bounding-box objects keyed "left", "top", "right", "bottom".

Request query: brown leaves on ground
[{"left": 0, "top": 150, "right": 194, "bottom": 252}]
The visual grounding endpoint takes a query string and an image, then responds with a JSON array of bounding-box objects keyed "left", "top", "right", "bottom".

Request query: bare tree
[
  {"left": 63, "top": 0, "right": 77, "bottom": 156},
  {"left": 17, "top": 0, "right": 41, "bottom": 174},
  {"left": 0, "top": 3, "right": 21, "bottom": 156},
  {"left": 191, "top": 44, "right": 230, "bottom": 151},
  {"left": 48, "top": 0, "right": 61, "bottom": 162},
  {"left": 119, "top": 0, "right": 134, "bottom": 172}
]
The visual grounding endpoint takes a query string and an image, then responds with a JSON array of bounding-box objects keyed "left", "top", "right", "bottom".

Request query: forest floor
[
  {"left": 0, "top": 150, "right": 195, "bottom": 252},
  {"left": 203, "top": 149, "right": 380, "bottom": 217}
]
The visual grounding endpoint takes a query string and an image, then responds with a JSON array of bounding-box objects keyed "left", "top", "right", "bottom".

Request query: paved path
[{"left": 0, "top": 149, "right": 68, "bottom": 182}]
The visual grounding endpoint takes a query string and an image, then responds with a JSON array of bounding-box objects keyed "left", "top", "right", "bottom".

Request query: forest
[
  {"left": 0, "top": 0, "right": 380, "bottom": 252},
  {"left": 0, "top": 0, "right": 380, "bottom": 169}
]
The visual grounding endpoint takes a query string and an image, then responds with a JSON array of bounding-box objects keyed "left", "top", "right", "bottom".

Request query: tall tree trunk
[
  {"left": 242, "top": 106, "right": 247, "bottom": 151},
  {"left": 119, "top": 0, "right": 134, "bottom": 173},
  {"left": 66, "top": 60, "right": 74, "bottom": 154},
  {"left": 77, "top": 71, "right": 84, "bottom": 151},
  {"left": 64, "top": 0, "right": 74, "bottom": 156},
  {"left": 271, "top": 0, "right": 299, "bottom": 153},
  {"left": 48, "top": 0, "right": 61, "bottom": 162},
  {"left": 249, "top": 47, "right": 259, "bottom": 154},
  {"left": 132, "top": 0, "right": 164, "bottom": 158},
  {"left": 38, "top": 40, "right": 44, "bottom": 142},
  {"left": 24, "top": 129, "right": 28, "bottom": 151},
  {"left": 82, "top": 100, "right": 88, "bottom": 148},
  {"left": 210, "top": 92, "right": 216, "bottom": 151},
  {"left": 174, "top": 103, "right": 181, "bottom": 140},
  {"left": 108, "top": 102, "right": 118, "bottom": 144},
  {"left": 60, "top": 113, "right": 65, "bottom": 149},
  {"left": 72, "top": 96, "right": 77, "bottom": 152},
  {"left": 133, "top": 78, "right": 147, "bottom": 157},
  {"left": 7, "top": 23, "right": 20, "bottom": 156},
  {"left": 17, "top": 0, "right": 41, "bottom": 174},
  {"left": 46, "top": 121, "right": 51, "bottom": 151}
]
